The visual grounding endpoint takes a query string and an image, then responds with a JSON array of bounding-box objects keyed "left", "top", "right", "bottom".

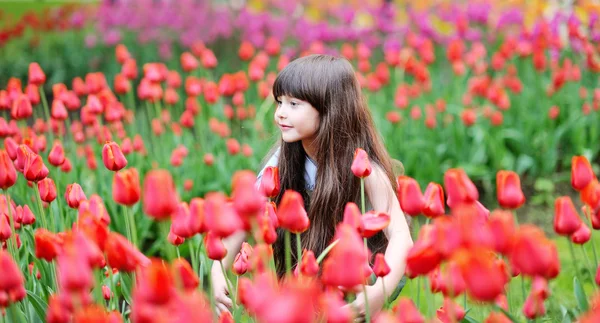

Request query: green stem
[
  {"left": 123, "top": 206, "right": 133, "bottom": 246},
  {"left": 125, "top": 206, "right": 138, "bottom": 248},
  {"left": 521, "top": 275, "right": 526, "bottom": 304},
  {"left": 360, "top": 178, "right": 366, "bottom": 214},
  {"left": 296, "top": 233, "right": 302, "bottom": 274},
  {"left": 109, "top": 267, "right": 116, "bottom": 310},
  {"left": 567, "top": 238, "right": 579, "bottom": 281},
  {"left": 362, "top": 283, "right": 371, "bottom": 323},
  {"left": 583, "top": 210, "right": 599, "bottom": 267},
  {"left": 32, "top": 184, "right": 49, "bottom": 230},
  {"left": 285, "top": 230, "right": 292, "bottom": 275},
  {"left": 160, "top": 221, "right": 176, "bottom": 261},
  {"left": 3, "top": 190, "right": 20, "bottom": 268},
  {"left": 581, "top": 245, "right": 599, "bottom": 290},
  {"left": 39, "top": 86, "right": 54, "bottom": 143}
]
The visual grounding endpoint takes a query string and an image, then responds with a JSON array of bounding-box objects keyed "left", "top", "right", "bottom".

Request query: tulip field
[{"left": 1, "top": 1, "right": 600, "bottom": 322}]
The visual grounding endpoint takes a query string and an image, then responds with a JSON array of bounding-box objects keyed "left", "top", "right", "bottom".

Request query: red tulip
[
  {"left": 48, "top": 141, "right": 66, "bottom": 166},
  {"left": 487, "top": 210, "right": 515, "bottom": 255},
  {"left": 361, "top": 211, "right": 391, "bottom": 238},
  {"left": 554, "top": 196, "right": 582, "bottom": 236},
  {"left": 10, "top": 94, "right": 32, "bottom": 120},
  {"left": 204, "top": 192, "right": 243, "bottom": 238},
  {"left": 523, "top": 290, "right": 546, "bottom": 319},
  {"left": 105, "top": 232, "right": 150, "bottom": 272},
  {"left": 373, "top": 253, "right": 390, "bottom": 277},
  {"left": 232, "top": 252, "right": 249, "bottom": 276},
  {"left": 51, "top": 99, "right": 68, "bottom": 120},
  {"left": 0, "top": 214, "right": 11, "bottom": 241},
  {"left": 255, "top": 208, "right": 278, "bottom": 244},
  {"left": 180, "top": 52, "right": 199, "bottom": 72},
  {"left": 443, "top": 168, "right": 479, "bottom": 206},
  {"left": 38, "top": 178, "right": 57, "bottom": 203},
  {"left": 65, "top": 183, "right": 87, "bottom": 208},
  {"left": 232, "top": 170, "right": 264, "bottom": 220},
  {"left": 299, "top": 250, "right": 319, "bottom": 277},
  {"left": 571, "top": 156, "right": 595, "bottom": 191},
  {"left": 113, "top": 167, "right": 141, "bottom": 206},
  {"left": 321, "top": 223, "right": 368, "bottom": 289},
  {"left": 28, "top": 62, "right": 46, "bottom": 85},
  {"left": 571, "top": 222, "right": 591, "bottom": 244},
  {"left": 397, "top": 176, "right": 425, "bottom": 216},
  {"left": 34, "top": 228, "right": 62, "bottom": 262},
  {"left": 436, "top": 297, "right": 465, "bottom": 323},
  {"left": 342, "top": 202, "right": 363, "bottom": 232},
  {"left": 0, "top": 249, "right": 25, "bottom": 306},
  {"left": 102, "top": 141, "right": 128, "bottom": 172},
  {"left": 453, "top": 248, "right": 507, "bottom": 302},
  {"left": 392, "top": 298, "right": 425, "bottom": 323},
  {"left": 205, "top": 231, "right": 227, "bottom": 260},
  {"left": 496, "top": 170, "right": 526, "bottom": 209},
  {"left": 510, "top": 225, "right": 560, "bottom": 279},
  {"left": 20, "top": 205, "right": 36, "bottom": 226},
  {"left": 142, "top": 169, "right": 179, "bottom": 220},
  {"left": 0, "top": 150, "right": 16, "bottom": 190},
  {"left": 259, "top": 166, "right": 280, "bottom": 199},
  {"left": 15, "top": 145, "right": 49, "bottom": 182},
  {"left": 422, "top": 182, "right": 445, "bottom": 217},
  {"left": 320, "top": 291, "right": 353, "bottom": 323},
  {"left": 351, "top": 148, "right": 372, "bottom": 178},
  {"left": 277, "top": 190, "right": 310, "bottom": 234},
  {"left": 580, "top": 179, "right": 600, "bottom": 209},
  {"left": 405, "top": 225, "right": 443, "bottom": 277},
  {"left": 429, "top": 261, "right": 465, "bottom": 297}
]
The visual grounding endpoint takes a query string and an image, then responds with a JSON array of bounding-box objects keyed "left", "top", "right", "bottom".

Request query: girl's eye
[{"left": 290, "top": 101, "right": 298, "bottom": 106}]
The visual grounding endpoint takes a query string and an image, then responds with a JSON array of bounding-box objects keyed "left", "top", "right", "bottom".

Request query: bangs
[{"left": 272, "top": 61, "right": 314, "bottom": 103}]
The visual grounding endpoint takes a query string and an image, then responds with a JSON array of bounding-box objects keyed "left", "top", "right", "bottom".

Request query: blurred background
[{"left": 1, "top": 0, "right": 600, "bottom": 230}]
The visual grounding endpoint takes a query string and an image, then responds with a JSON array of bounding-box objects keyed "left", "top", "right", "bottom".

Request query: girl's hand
[
  {"left": 211, "top": 268, "right": 233, "bottom": 316},
  {"left": 343, "top": 285, "right": 386, "bottom": 323}
]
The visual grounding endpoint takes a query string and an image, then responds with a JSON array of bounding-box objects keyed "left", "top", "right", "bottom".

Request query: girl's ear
[{"left": 391, "top": 159, "right": 404, "bottom": 178}]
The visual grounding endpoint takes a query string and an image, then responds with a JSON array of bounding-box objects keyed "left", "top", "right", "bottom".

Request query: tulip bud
[
  {"left": 397, "top": 176, "right": 425, "bottom": 216},
  {"left": 102, "top": 141, "right": 128, "bottom": 172},
  {"left": 571, "top": 156, "right": 594, "bottom": 191},
  {"left": 113, "top": 168, "right": 140, "bottom": 206},
  {"left": 422, "top": 182, "right": 445, "bottom": 217},
  {"left": 0, "top": 150, "right": 16, "bottom": 190},
  {"left": 142, "top": 169, "right": 179, "bottom": 220},
  {"left": 277, "top": 190, "right": 310, "bottom": 234},
  {"left": 554, "top": 196, "right": 582, "bottom": 236},
  {"left": 496, "top": 170, "right": 526, "bottom": 209},
  {"left": 65, "top": 183, "right": 87, "bottom": 208},
  {"left": 351, "top": 148, "right": 372, "bottom": 178}
]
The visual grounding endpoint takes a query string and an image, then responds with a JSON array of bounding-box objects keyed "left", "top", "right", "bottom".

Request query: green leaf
[
  {"left": 120, "top": 273, "right": 134, "bottom": 305},
  {"left": 573, "top": 276, "right": 589, "bottom": 312},
  {"left": 461, "top": 314, "right": 479, "bottom": 323},
  {"left": 493, "top": 305, "right": 519, "bottom": 323},
  {"left": 515, "top": 154, "right": 535, "bottom": 174},
  {"left": 26, "top": 290, "right": 48, "bottom": 321}
]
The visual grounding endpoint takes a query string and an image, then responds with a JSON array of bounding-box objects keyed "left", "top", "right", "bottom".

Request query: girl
[{"left": 212, "top": 54, "right": 413, "bottom": 319}]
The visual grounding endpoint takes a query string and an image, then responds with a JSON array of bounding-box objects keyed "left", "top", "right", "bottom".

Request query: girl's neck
[{"left": 302, "top": 138, "right": 317, "bottom": 162}]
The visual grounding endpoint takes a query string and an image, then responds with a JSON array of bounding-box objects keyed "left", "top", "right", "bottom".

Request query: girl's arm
[{"left": 360, "top": 164, "right": 414, "bottom": 311}]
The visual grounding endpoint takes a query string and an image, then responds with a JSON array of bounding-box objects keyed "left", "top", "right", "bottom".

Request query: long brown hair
[{"left": 268, "top": 54, "right": 397, "bottom": 277}]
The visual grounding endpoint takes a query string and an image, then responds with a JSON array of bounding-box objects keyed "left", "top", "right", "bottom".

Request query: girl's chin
[{"left": 280, "top": 134, "right": 300, "bottom": 143}]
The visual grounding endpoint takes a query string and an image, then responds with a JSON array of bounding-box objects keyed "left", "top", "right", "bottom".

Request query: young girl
[{"left": 212, "top": 54, "right": 413, "bottom": 319}]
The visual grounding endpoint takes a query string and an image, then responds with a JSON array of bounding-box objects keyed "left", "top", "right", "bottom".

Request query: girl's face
[{"left": 274, "top": 95, "right": 320, "bottom": 144}]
